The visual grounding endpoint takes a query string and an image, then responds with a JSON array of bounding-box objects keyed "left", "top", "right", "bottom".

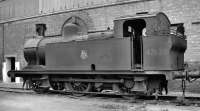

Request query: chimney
[{"left": 36, "top": 24, "right": 46, "bottom": 36}]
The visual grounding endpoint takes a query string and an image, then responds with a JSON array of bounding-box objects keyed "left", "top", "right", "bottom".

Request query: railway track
[
  {"left": 0, "top": 87, "right": 34, "bottom": 93},
  {"left": 1, "top": 86, "right": 200, "bottom": 106},
  {"left": 49, "top": 90, "right": 200, "bottom": 105}
]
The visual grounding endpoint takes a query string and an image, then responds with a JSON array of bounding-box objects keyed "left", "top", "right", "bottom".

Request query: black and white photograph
[{"left": 0, "top": 0, "right": 200, "bottom": 111}]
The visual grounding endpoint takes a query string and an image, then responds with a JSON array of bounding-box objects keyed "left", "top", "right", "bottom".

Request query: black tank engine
[{"left": 9, "top": 12, "right": 187, "bottom": 96}]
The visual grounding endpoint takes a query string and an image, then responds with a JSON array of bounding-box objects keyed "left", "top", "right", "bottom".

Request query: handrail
[{"left": 170, "top": 29, "right": 186, "bottom": 39}]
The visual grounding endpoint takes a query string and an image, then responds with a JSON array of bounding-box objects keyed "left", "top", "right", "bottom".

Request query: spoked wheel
[
  {"left": 112, "top": 82, "right": 138, "bottom": 100},
  {"left": 50, "top": 81, "right": 65, "bottom": 90},
  {"left": 31, "top": 80, "right": 48, "bottom": 93},
  {"left": 64, "top": 81, "right": 92, "bottom": 96},
  {"left": 31, "top": 80, "right": 40, "bottom": 89}
]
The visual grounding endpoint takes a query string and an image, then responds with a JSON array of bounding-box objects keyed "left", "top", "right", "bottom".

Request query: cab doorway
[{"left": 123, "top": 19, "right": 146, "bottom": 69}]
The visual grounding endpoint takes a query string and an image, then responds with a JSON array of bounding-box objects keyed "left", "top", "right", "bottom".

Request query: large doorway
[{"left": 123, "top": 19, "right": 146, "bottom": 69}]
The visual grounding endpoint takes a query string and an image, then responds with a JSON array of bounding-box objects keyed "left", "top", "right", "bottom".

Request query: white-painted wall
[
  {"left": 2, "top": 58, "right": 22, "bottom": 83},
  {"left": 15, "top": 62, "right": 22, "bottom": 83},
  {"left": 2, "top": 59, "right": 11, "bottom": 83}
]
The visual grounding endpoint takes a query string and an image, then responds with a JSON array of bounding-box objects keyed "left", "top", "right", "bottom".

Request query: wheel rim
[
  {"left": 112, "top": 79, "right": 134, "bottom": 94},
  {"left": 112, "top": 83, "right": 138, "bottom": 99},
  {"left": 31, "top": 80, "right": 48, "bottom": 93},
  {"left": 50, "top": 81, "right": 64, "bottom": 90},
  {"left": 65, "top": 82, "right": 92, "bottom": 92},
  {"left": 31, "top": 80, "right": 41, "bottom": 89}
]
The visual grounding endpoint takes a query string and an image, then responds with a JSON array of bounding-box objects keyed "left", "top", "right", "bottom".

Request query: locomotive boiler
[{"left": 9, "top": 12, "right": 187, "bottom": 96}]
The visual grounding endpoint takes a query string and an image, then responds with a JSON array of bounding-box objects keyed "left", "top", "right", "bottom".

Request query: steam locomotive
[{"left": 9, "top": 12, "right": 187, "bottom": 96}]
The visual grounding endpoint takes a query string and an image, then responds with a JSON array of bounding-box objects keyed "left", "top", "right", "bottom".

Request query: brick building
[{"left": 0, "top": 0, "right": 199, "bottom": 82}]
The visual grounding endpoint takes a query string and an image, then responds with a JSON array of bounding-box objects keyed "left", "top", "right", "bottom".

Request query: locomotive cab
[{"left": 114, "top": 12, "right": 186, "bottom": 71}]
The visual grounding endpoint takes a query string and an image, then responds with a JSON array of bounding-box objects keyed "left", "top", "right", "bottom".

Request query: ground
[{"left": 0, "top": 91, "right": 200, "bottom": 111}]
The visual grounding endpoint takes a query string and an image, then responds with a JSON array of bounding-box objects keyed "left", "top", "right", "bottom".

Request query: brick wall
[
  {"left": 1, "top": 0, "right": 200, "bottom": 71},
  {"left": 161, "top": 0, "right": 200, "bottom": 62},
  {"left": 0, "top": 0, "right": 39, "bottom": 20}
]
